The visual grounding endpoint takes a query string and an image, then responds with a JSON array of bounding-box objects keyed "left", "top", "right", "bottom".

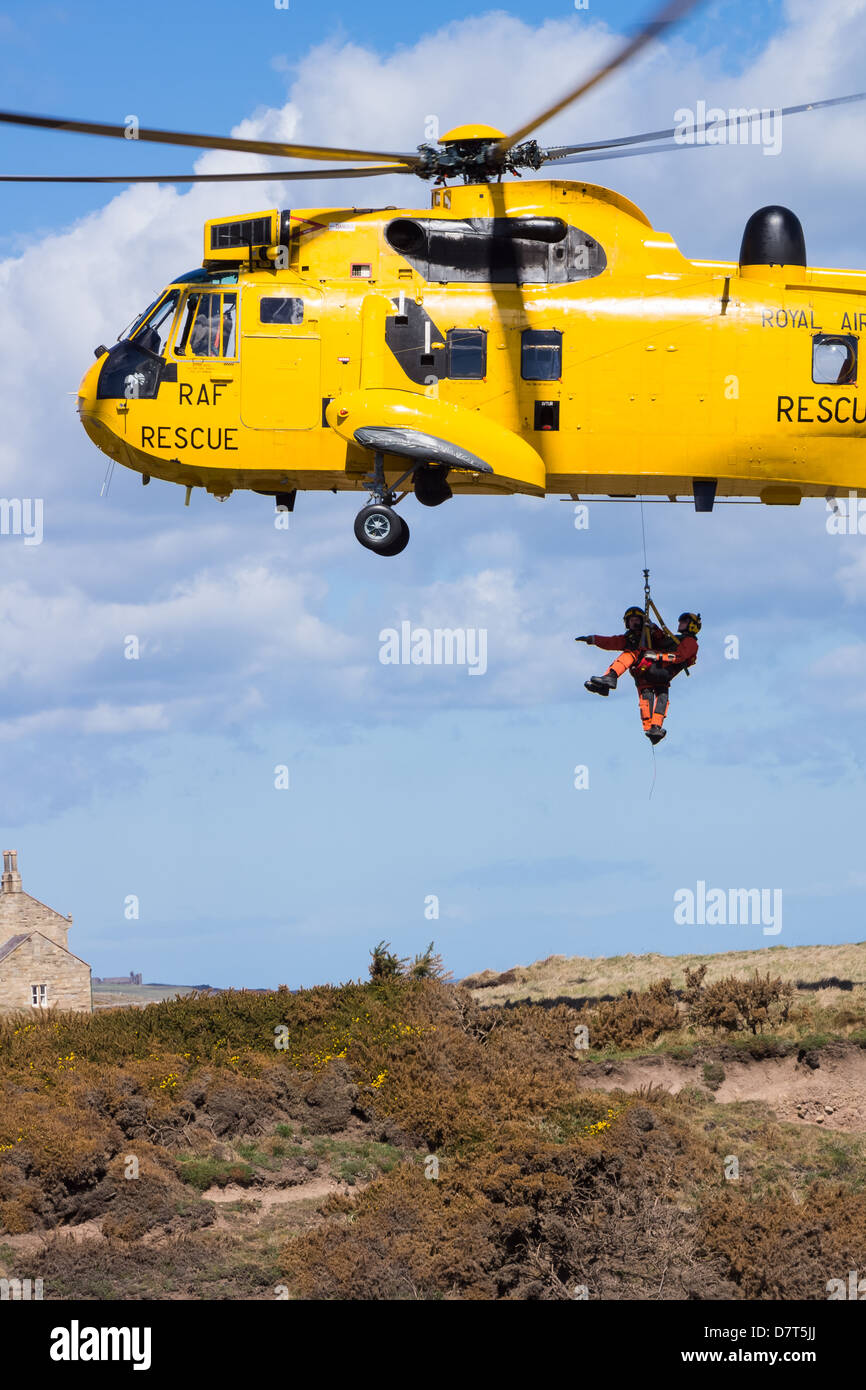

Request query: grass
[
  {"left": 309, "top": 1136, "right": 403, "bottom": 1183},
  {"left": 673, "top": 1090, "right": 866, "bottom": 1198},
  {"left": 464, "top": 942, "right": 866, "bottom": 1016},
  {"left": 174, "top": 1156, "right": 256, "bottom": 1190}
]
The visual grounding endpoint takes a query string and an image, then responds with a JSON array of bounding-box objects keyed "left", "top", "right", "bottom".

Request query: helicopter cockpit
[{"left": 96, "top": 269, "right": 240, "bottom": 400}]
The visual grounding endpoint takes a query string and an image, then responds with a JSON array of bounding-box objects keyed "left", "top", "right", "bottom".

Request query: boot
[
  {"left": 646, "top": 727, "right": 666, "bottom": 744},
  {"left": 585, "top": 673, "right": 617, "bottom": 696}
]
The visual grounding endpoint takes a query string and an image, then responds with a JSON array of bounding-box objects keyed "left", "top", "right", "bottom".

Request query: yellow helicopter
[{"left": 4, "top": 0, "right": 866, "bottom": 555}]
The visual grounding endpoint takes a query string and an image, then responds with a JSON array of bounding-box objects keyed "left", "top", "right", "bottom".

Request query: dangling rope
[
  {"left": 639, "top": 498, "right": 653, "bottom": 650},
  {"left": 638, "top": 497, "right": 684, "bottom": 667}
]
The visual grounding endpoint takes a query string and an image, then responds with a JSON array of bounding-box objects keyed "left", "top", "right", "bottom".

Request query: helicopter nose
[
  {"left": 76, "top": 355, "right": 126, "bottom": 465},
  {"left": 77, "top": 357, "right": 101, "bottom": 419}
]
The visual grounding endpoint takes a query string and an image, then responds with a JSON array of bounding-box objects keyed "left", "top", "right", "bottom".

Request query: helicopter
[{"left": 4, "top": 0, "right": 866, "bottom": 556}]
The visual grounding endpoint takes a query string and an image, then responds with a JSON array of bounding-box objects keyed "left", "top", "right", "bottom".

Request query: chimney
[{"left": 2, "top": 850, "right": 22, "bottom": 893}]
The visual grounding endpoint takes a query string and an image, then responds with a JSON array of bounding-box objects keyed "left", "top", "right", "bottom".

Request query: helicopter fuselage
[{"left": 77, "top": 178, "right": 866, "bottom": 519}]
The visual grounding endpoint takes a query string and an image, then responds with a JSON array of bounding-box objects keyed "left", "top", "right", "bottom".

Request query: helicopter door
[
  {"left": 518, "top": 328, "right": 563, "bottom": 437},
  {"left": 240, "top": 288, "right": 321, "bottom": 430}
]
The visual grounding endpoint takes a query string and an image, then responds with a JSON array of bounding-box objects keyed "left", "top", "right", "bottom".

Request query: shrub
[
  {"left": 408, "top": 943, "right": 451, "bottom": 981},
  {"left": 688, "top": 972, "right": 794, "bottom": 1035},
  {"left": 369, "top": 942, "right": 409, "bottom": 980},
  {"left": 584, "top": 979, "right": 679, "bottom": 1049}
]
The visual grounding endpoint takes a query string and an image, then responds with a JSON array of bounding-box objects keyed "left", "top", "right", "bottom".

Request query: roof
[
  {"left": 0, "top": 931, "right": 90, "bottom": 969},
  {"left": 0, "top": 890, "right": 71, "bottom": 923},
  {"left": 0, "top": 934, "right": 28, "bottom": 963}
]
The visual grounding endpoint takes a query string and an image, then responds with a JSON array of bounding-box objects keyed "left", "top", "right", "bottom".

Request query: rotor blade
[
  {"left": 549, "top": 141, "right": 702, "bottom": 166},
  {"left": 0, "top": 163, "right": 415, "bottom": 184},
  {"left": 545, "top": 89, "right": 866, "bottom": 159},
  {"left": 0, "top": 110, "right": 418, "bottom": 166},
  {"left": 497, "top": 0, "right": 700, "bottom": 154}
]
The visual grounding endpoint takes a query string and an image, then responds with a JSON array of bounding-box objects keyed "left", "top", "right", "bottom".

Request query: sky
[{"left": 2, "top": 0, "right": 866, "bottom": 988}]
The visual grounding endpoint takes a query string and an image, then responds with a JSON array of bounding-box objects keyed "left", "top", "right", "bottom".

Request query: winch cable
[{"left": 639, "top": 497, "right": 687, "bottom": 673}]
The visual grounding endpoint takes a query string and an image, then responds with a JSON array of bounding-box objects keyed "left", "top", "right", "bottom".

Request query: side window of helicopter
[
  {"left": 189, "top": 295, "right": 222, "bottom": 357},
  {"left": 812, "top": 333, "right": 857, "bottom": 386},
  {"left": 447, "top": 329, "right": 486, "bottom": 379},
  {"left": 521, "top": 329, "right": 562, "bottom": 381},
  {"left": 174, "top": 293, "right": 202, "bottom": 356},
  {"left": 174, "top": 292, "right": 238, "bottom": 359},
  {"left": 260, "top": 296, "right": 304, "bottom": 326},
  {"left": 222, "top": 293, "right": 237, "bottom": 356}
]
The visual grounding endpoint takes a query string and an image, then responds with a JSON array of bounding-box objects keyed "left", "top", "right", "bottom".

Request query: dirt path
[
  {"left": 201, "top": 1178, "right": 353, "bottom": 1207},
  {"left": 0, "top": 1175, "right": 358, "bottom": 1258},
  {"left": 0, "top": 1217, "right": 105, "bottom": 1256},
  {"left": 579, "top": 1047, "right": 866, "bottom": 1130}
]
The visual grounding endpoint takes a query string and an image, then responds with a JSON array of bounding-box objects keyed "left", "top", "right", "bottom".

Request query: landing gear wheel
[
  {"left": 354, "top": 504, "right": 409, "bottom": 556},
  {"left": 378, "top": 516, "right": 410, "bottom": 556}
]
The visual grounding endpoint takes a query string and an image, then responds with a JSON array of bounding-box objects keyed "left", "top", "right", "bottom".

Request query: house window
[
  {"left": 447, "top": 328, "right": 486, "bottom": 379},
  {"left": 521, "top": 329, "right": 562, "bottom": 380},
  {"left": 812, "top": 333, "right": 857, "bottom": 385},
  {"left": 31, "top": 984, "right": 47, "bottom": 1008}
]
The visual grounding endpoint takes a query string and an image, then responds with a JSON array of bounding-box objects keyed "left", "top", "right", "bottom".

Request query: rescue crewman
[{"left": 576, "top": 609, "right": 700, "bottom": 744}]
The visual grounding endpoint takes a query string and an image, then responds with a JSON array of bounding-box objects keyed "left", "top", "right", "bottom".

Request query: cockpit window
[
  {"left": 175, "top": 293, "right": 202, "bottom": 356},
  {"left": 118, "top": 273, "right": 238, "bottom": 341},
  {"left": 118, "top": 298, "right": 160, "bottom": 343},
  {"left": 813, "top": 333, "right": 857, "bottom": 385},
  {"left": 128, "top": 289, "right": 180, "bottom": 356},
  {"left": 174, "top": 291, "right": 237, "bottom": 358}
]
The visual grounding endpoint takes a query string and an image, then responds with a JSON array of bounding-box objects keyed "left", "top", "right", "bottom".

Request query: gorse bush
[
  {"left": 687, "top": 971, "right": 794, "bottom": 1035},
  {"left": 408, "top": 942, "right": 451, "bottom": 981},
  {"left": 369, "top": 940, "right": 450, "bottom": 981},
  {"left": 573, "top": 966, "right": 796, "bottom": 1048},
  {"left": 585, "top": 978, "right": 680, "bottom": 1048},
  {"left": 369, "top": 942, "right": 409, "bottom": 980}
]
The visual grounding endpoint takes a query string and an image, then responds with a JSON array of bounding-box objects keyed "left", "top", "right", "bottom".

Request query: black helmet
[
  {"left": 678, "top": 612, "right": 701, "bottom": 635},
  {"left": 623, "top": 606, "right": 644, "bottom": 625}
]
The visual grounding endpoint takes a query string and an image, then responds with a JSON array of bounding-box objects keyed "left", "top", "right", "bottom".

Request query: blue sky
[{"left": 2, "top": 0, "right": 866, "bottom": 987}]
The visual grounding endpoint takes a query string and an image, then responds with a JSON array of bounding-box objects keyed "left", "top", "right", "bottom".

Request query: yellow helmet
[
  {"left": 678, "top": 612, "right": 701, "bottom": 635},
  {"left": 623, "top": 606, "right": 644, "bottom": 625}
]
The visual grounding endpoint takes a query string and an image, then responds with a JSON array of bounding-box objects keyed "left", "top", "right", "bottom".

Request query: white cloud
[{"left": 0, "top": 700, "right": 171, "bottom": 740}]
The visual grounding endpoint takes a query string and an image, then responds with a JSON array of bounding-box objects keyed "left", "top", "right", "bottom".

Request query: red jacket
[{"left": 593, "top": 628, "right": 697, "bottom": 685}]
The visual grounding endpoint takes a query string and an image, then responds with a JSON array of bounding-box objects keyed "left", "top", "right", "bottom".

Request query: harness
[{"left": 641, "top": 568, "right": 690, "bottom": 677}]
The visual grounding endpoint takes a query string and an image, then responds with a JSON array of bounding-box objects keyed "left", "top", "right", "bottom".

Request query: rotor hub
[{"left": 415, "top": 126, "right": 545, "bottom": 183}]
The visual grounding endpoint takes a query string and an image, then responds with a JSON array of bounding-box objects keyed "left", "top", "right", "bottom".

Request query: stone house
[{"left": 0, "top": 851, "right": 91, "bottom": 1013}]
